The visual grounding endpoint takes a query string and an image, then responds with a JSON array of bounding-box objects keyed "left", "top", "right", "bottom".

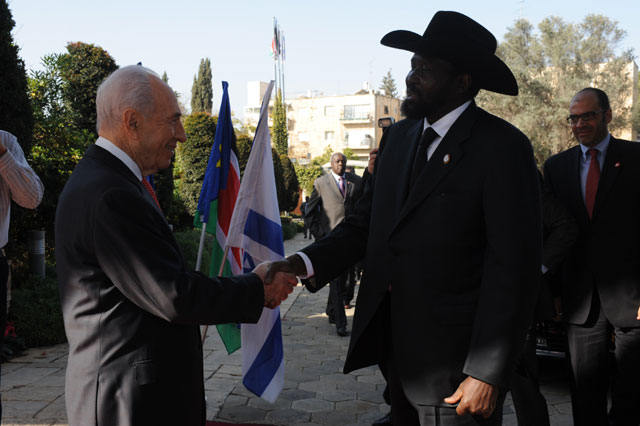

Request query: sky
[{"left": 8, "top": 0, "right": 640, "bottom": 120}]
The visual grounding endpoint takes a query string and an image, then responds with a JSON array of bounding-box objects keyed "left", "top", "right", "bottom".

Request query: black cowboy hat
[{"left": 381, "top": 11, "right": 518, "bottom": 96}]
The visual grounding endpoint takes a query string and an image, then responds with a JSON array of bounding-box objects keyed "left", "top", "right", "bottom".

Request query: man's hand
[
  {"left": 636, "top": 305, "right": 640, "bottom": 320},
  {"left": 367, "top": 148, "right": 378, "bottom": 174},
  {"left": 444, "top": 376, "right": 498, "bottom": 419},
  {"left": 265, "top": 255, "right": 307, "bottom": 282},
  {"left": 253, "top": 262, "right": 298, "bottom": 309}
]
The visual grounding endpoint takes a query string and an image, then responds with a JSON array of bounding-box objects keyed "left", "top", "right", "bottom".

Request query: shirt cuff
[{"left": 296, "top": 251, "right": 315, "bottom": 278}]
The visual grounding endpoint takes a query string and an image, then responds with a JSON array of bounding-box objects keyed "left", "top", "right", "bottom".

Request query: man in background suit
[
  {"left": 55, "top": 65, "right": 296, "bottom": 426},
  {"left": 543, "top": 87, "right": 640, "bottom": 426},
  {"left": 305, "top": 152, "right": 362, "bottom": 336},
  {"left": 270, "top": 11, "right": 541, "bottom": 425}
]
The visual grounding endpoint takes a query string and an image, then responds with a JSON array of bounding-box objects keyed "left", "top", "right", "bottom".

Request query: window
[
  {"left": 324, "top": 131, "right": 334, "bottom": 141},
  {"left": 343, "top": 104, "right": 370, "bottom": 120},
  {"left": 384, "top": 105, "right": 389, "bottom": 114},
  {"left": 324, "top": 105, "right": 335, "bottom": 116}
]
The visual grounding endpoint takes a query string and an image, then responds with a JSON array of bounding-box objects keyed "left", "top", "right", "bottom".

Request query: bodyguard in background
[
  {"left": 544, "top": 87, "right": 640, "bottom": 426},
  {"left": 0, "top": 130, "right": 43, "bottom": 420},
  {"left": 305, "top": 153, "right": 362, "bottom": 336}
]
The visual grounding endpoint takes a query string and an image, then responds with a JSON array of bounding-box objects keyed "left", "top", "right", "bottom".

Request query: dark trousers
[
  {"left": 0, "top": 255, "right": 9, "bottom": 420},
  {"left": 567, "top": 292, "right": 640, "bottom": 426},
  {"left": 326, "top": 272, "right": 348, "bottom": 330},
  {"left": 343, "top": 265, "right": 357, "bottom": 306},
  {"left": 387, "top": 343, "right": 505, "bottom": 426},
  {"left": 510, "top": 328, "right": 550, "bottom": 426}
]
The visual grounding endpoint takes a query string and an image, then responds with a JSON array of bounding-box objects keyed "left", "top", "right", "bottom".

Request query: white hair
[{"left": 96, "top": 65, "right": 161, "bottom": 133}]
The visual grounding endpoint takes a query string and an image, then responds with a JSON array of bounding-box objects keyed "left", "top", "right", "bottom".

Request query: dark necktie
[
  {"left": 141, "top": 178, "right": 162, "bottom": 210},
  {"left": 338, "top": 176, "right": 346, "bottom": 198},
  {"left": 585, "top": 148, "right": 600, "bottom": 219},
  {"left": 410, "top": 127, "right": 439, "bottom": 188}
]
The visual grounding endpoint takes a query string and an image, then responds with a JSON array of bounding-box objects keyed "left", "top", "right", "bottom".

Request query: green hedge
[{"left": 8, "top": 265, "right": 66, "bottom": 350}]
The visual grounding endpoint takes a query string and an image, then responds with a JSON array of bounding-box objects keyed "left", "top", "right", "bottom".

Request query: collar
[
  {"left": 331, "top": 171, "right": 345, "bottom": 181},
  {"left": 579, "top": 133, "right": 611, "bottom": 158},
  {"left": 95, "top": 137, "right": 143, "bottom": 181},
  {"left": 423, "top": 100, "right": 472, "bottom": 137}
]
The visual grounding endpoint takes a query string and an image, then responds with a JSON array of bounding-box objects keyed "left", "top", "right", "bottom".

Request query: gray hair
[{"left": 96, "top": 65, "right": 161, "bottom": 133}]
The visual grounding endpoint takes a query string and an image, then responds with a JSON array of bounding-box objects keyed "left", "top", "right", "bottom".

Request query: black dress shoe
[
  {"left": 337, "top": 327, "right": 349, "bottom": 337},
  {"left": 372, "top": 412, "right": 392, "bottom": 426}
]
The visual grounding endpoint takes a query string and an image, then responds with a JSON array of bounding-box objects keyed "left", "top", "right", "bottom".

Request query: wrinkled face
[
  {"left": 569, "top": 91, "right": 611, "bottom": 148},
  {"left": 331, "top": 154, "right": 346, "bottom": 175},
  {"left": 134, "top": 80, "right": 186, "bottom": 175},
  {"left": 401, "top": 53, "right": 458, "bottom": 122}
]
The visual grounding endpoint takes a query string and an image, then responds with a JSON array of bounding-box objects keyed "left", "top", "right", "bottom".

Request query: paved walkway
[{"left": 1, "top": 233, "right": 573, "bottom": 425}]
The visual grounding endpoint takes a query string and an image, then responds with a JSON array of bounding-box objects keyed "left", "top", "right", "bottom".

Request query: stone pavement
[{"left": 1, "top": 232, "right": 574, "bottom": 425}]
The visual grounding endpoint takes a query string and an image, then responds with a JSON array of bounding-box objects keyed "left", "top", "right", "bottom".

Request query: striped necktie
[{"left": 141, "top": 178, "right": 161, "bottom": 210}]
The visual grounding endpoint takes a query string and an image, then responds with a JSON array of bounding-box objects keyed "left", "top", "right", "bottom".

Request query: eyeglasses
[{"left": 566, "top": 110, "right": 606, "bottom": 125}]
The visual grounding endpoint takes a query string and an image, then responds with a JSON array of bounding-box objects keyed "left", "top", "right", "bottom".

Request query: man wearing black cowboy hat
[{"left": 267, "top": 11, "right": 541, "bottom": 426}]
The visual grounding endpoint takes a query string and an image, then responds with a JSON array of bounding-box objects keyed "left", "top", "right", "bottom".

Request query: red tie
[
  {"left": 141, "top": 178, "right": 161, "bottom": 210},
  {"left": 585, "top": 149, "right": 600, "bottom": 219}
]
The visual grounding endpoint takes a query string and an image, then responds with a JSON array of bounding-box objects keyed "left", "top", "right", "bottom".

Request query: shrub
[
  {"left": 174, "top": 229, "right": 214, "bottom": 276},
  {"left": 8, "top": 265, "right": 66, "bottom": 348}
]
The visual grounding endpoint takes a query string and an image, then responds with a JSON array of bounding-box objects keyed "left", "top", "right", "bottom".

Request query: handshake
[{"left": 252, "top": 257, "right": 308, "bottom": 309}]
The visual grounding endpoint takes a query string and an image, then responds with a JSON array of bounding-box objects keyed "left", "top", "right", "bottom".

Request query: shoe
[
  {"left": 328, "top": 316, "right": 335, "bottom": 325},
  {"left": 372, "top": 412, "right": 392, "bottom": 426},
  {"left": 337, "top": 327, "right": 349, "bottom": 337}
]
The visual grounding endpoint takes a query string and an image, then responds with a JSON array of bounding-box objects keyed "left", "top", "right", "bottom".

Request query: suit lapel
[
  {"left": 394, "top": 103, "right": 473, "bottom": 227},
  {"left": 324, "top": 174, "right": 344, "bottom": 202},
  {"left": 592, "top": 137, "right": 622, "bottom": 220}
]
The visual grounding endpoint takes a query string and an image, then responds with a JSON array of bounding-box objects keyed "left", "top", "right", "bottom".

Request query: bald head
[{"left": 96, "top": 65, "right": 164, "bottom": 133}]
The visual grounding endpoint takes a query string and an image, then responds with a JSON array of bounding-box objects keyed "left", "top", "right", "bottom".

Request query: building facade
[{"left": 244, "top": 82, "right": 403, "bottom": 162}]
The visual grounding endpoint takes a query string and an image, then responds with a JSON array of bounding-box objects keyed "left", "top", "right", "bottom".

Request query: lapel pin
[
  {"left": 615, "top": 162, "right": 621, "bottom": 168},
  {"left": 443, "top": 154, "right": 451, "bottom": 164}
]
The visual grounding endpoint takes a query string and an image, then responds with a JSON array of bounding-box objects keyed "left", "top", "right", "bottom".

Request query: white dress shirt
[
  {"left": 95, "top": 137, "right": 143, "bottom": 181},
  {"left": 0, "top": 131, "right": 44, "bottom": 248}
]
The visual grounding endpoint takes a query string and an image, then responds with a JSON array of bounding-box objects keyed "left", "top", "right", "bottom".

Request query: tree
[
  {"left": 190, "top": 58, "right": 212, "bottom": 114},
  {"left": 235, "top": 131, "right": 253, "bottom": 178},
  {"left": 272, "top": 89, "right": 289, "bottom": 155},
  {"left": 476, "top": 15, "right": 635, "bottom": 166},
  {"left": 279, "top": 154, "right": 300, "bottom": 212},
  {"left": 272, "top": 148, "right": 285, "bottom": 211},
  {"left": 0, "top": 0, "right": 33, "bottom": 153},
  {"left": 294, "top": 164, "right": 323, "bottom": 196},
  {"left": 176, "top": 112, "right": 217, "bottom": 213},
  {"left": 58, "top": 42, "right": 118, "bottom": 137},
  {"left": 379, "top": 69, "right": 398, "bottom": 98},
  {"left": 310, "top": 146, "right": 358, "bottom": 167},
  {"left": 6, "top": 54, "right": 92, "bottom": 266}
]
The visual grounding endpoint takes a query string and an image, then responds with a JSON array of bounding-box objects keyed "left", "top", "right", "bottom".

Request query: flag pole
[
  {"left": 201, "top": 246, "right": 231, "bottom": 343},
  {"left": 195, "top": 218, "right": 208, "bottom": 272}
]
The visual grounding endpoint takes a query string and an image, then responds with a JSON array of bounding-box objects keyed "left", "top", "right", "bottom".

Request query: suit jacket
[
  {"left": 301, "top": 102, "right": 541, "bottom": 406},
  {"left": 55, "top": 145, "right": 264, "bottom": 426},
  {"left": 543, "top": 137, "right": 640, "bottom": 328},
  {"left": 305, "top": 171, "right": 362, "bottom": 238}
]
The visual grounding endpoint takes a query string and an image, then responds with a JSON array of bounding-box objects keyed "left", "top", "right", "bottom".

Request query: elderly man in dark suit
[
  {"left": 543, "top": 87, "right": 640, "bottom": 426},
  {"left": 55, "top": 65, "right": 296, "bottom": 426},
  {"left": 269, "top": 11, "right": 541, "bottom": 426},
  {"left": 305, "top": 152, "right": 362, "bottom": 336}
]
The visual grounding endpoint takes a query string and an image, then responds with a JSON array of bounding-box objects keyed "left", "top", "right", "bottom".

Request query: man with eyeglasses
[{"left": 543, "top": 87, "right": 640, "bottom": 426}]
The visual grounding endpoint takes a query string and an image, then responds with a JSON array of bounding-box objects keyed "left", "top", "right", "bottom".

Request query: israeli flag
[{"left": 225, "top": 81, "right": 284, "bottom": 403}]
